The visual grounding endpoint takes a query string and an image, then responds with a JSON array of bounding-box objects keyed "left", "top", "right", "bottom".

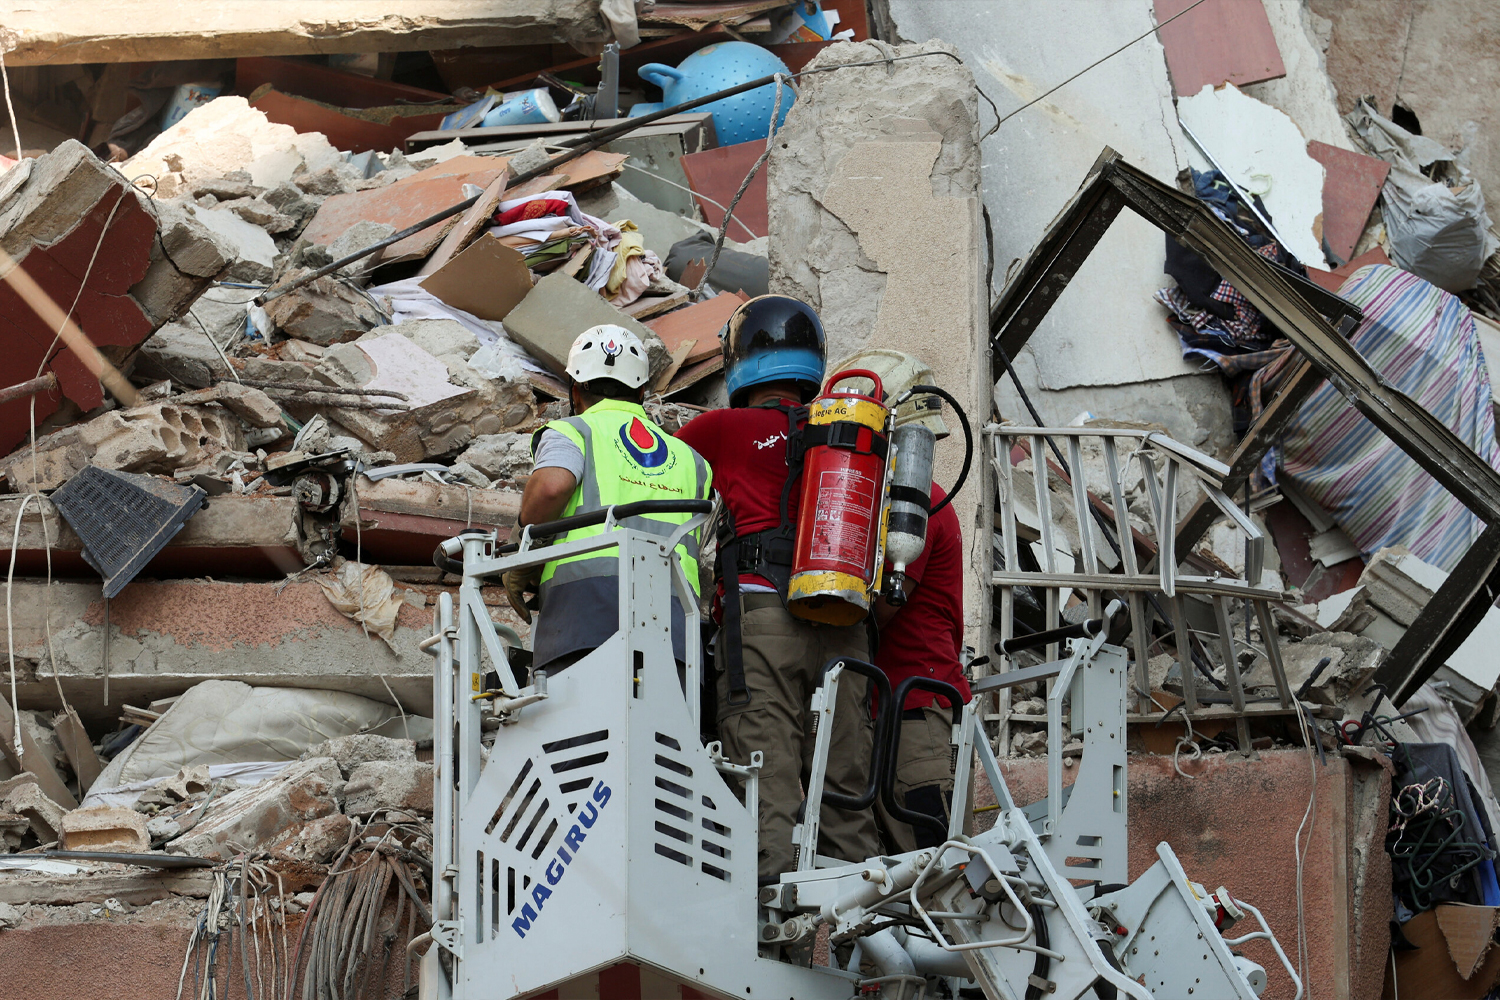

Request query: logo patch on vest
[{"left": 618, "top": 417, "right": 669, "bottom": 468}]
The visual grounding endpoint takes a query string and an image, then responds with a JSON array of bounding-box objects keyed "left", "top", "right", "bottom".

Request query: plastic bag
[{"left": 1348, "top": 99, "right": 1498, "bottom": 292}]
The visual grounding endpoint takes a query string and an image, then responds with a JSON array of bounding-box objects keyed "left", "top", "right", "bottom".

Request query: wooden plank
[
  {"left": 646, "top": 291, "right": 745, "bottom": 366},
  {"left": 405, "top": 114, "right": 716, "bottom": 153},
  {"left": 0, "top": 693, "right": 77, "bottom": 810},
  {"left": 662, "top": 354, "right": 724, "bottom": 398},
  {"left": 680, "top": 140, "right": 768, "bottom": 240},
  {"left": 1306, "top": 141, "right": 1390, "bottom": 262},
  {"left": 418, "top": 172, "right": 510, "bottom": 278},
  {"left": 52, "top": 708, "right": 103, "bottom": 796},
  {"left": 1154, "top": 0, "right": 1286, "bottom": 97},
  {"left": 300, "top": 155, "right": 509, "bottom": 263},
  {"left": 621, "top": 289, "right": 690, "bottom": 321}
]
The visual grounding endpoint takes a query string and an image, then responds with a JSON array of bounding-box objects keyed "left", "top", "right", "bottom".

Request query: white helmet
[
  {"left": 567, "top": 324, "right": 650, "bottom": 390},
  {"left": 831, "top": 348, "right": 949, "bottom": 438}
]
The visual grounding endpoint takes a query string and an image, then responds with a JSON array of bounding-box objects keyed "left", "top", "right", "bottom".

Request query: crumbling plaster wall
[
  {"left": 1310, "top": 0, "right": 1500, "bottom": 225},
  {"left": 878, "top": 0, "right": 1236, "bottom": 456},
  {"left": 5, "top": 580, "right": 432, "bottom": 726},
  {"left": 766, "top": 40, "right": 988, "bottom": 646}
]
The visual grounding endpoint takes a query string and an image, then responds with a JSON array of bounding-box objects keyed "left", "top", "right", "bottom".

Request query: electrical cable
[
  {"left": 5, "top": 493, "right": 39, "bottom": 763},
  {"left": 1290, "top": 694, "right": 1318, "bottom": 997},
  {"left": 0, "top": 39, "right": 21, "bottom": 162},
  {"left": 694, "top": 73, "right": 786, "bottom": 298},
  {"left": 986, "top": 0, "right": 1212, "bottom": 135}
]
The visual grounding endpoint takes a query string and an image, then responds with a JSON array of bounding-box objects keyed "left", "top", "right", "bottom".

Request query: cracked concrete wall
[
  {"left": 4, "top": 579, "right": 432, "bottom": 726},
  {"left": 1310, "top": 0, "right": 1500, "bottom": 227},
  {"left": 767, "top": 39, "right": 988, "bottom": 648},
  {"left": 880, "top": 1, "right": 1236, "bottom": 455}
]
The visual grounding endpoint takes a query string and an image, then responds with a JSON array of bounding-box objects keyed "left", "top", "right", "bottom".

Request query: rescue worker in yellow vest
[{"left": 503, "top": 325, "right": 712, "bottom": 675}]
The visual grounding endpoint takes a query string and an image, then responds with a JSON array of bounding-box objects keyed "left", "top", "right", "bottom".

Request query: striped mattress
[{"left": 1275, "top": 264, "right": 1500, "bottom": 572}]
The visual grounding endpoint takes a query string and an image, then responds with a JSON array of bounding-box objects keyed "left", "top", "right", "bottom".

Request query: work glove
[{"left": 502, "top": 564, "right": 543, "bottom": 624}]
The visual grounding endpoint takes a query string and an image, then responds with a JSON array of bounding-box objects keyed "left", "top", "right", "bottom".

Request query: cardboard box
[
  {"left": 1385, "top": 905, "right": 1500, "bottom": 1000},
  {"left": 419, "top": 235, "right": 533, "bottom": 322}
]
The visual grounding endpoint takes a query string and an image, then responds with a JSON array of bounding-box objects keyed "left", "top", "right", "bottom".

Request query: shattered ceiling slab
[{"left": 0, "top": 1, "right": 611, "bottom": 65}]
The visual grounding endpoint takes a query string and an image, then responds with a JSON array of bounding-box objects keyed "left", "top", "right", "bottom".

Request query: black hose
[
  {"left": 906, "top": 384, "right": 972, "bottom": 516},
  {"left": 1025, "top": 901, "right": 1051, "bottom": 1000}
]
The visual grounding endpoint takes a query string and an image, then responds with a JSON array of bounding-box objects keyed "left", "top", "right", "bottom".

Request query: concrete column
[{"left": 767, "top": 40, "right": 990, "bottom": 651}]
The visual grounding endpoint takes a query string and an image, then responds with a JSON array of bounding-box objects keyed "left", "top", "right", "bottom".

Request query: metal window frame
[{"left": 989, "top": 148, "right": 1500, "bottom": 706}]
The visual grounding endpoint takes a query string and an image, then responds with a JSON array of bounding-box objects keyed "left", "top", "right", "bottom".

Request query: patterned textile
[
  {"left": 1156, "top": 241, "right": 1285, "bottom": 350},
  {"left": 1275, "top": 264, "right": 1500, "bottom": 571}
]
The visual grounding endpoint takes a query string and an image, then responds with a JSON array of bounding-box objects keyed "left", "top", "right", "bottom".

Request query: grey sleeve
[{"left": 532, "top": 428, "right": 585, "bottom": 480}]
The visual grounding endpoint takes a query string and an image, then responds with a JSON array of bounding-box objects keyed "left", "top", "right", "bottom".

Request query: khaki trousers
[
  {"left": 874, "top": 704, "right": 965, "bottom": 855},
  {"left": 716, "top": 595, "right": 879, "bottom": 881}
]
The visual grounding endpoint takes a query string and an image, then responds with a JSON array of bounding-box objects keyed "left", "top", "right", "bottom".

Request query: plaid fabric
[
  {"left": 1276, "top": 264, "right": 1500, "bottom": 571},
  {"left": 1156, "top": 241, "right": 1285, "bottom": 350}
]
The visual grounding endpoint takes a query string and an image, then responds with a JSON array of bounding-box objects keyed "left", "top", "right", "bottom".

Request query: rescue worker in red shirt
[
  {"left": 676, "top": 295, "right": 879, "bottom": 882},
  {"left": 839, "top": 350, "right": 971, "bottom": 854}
]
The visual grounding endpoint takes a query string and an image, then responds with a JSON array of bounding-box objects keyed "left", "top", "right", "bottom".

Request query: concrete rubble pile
[{"left": 2, "top": 1, "right": 1500, "bottom": 998}]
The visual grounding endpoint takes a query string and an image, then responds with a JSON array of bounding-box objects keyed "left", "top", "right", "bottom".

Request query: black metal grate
[{"left": 50, "top": 466, "right": 207, "bottom": 598}]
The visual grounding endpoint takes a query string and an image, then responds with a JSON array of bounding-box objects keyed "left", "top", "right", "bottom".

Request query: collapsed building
[{"left": 2, "top": 1, "right": 1500, "bottom": 998}]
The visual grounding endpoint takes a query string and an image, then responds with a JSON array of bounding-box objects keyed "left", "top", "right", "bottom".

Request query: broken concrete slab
[
  {"left": 301, "top": 734, "right": 416, "bottom": 779},
  {"left": 60, "top": 807, "right": 150, "bottom": 853},
  {"left": 344, "top": 759, "right": 433, "bottom": 817},
  {"left": 326, "top": 220, "right": 396, "bottom": 284},
  {"left": 123, "top": 97, "right": 345, "bottom": 199},
  {"left": 5, "top": 582, "right": 435, "bottom": 728},
  {"left": 166, "top": 757, "right": 343, "bottom": 861},
  {"left": 172, "top": 202, "right": 278, "bottom": 278},
  {"left": 766, "top": 39, "right": 987, "bottom": 650},
  {"left": 503, "top": 270, "right": 670, "bottom": 381},
  {"left": 169, "top": 382, "right": 283, "bottom": 428},
  {"left": 0, "top": 140, "right": 193, "bottom": 457},
  {"left": 455, "top": 432, "right": 534, "bottom": 487},
  {"left": 0, "top": 493, "right": 301, "bottom": 579},
  {"left": 379, "top": 317, "right": 480, "bottom": 363},
  {"left": 3, "top": 782, "right": 65, "bottom": 844},
  {"left": 308, "top": 333, "right": 534, "bottom": 462},
  {"left": 0, "top": 814, "right": 28, "bottom": 851},
  {"left": 266, "top": 811, "right": 352, "bottom": 864},
  {"left": 1277, "top": 632, "right": 1387, "bottom": 708},
  {"left": 0, "top": 3, "right": 617, "bottom": 65},
  {"left": 262, "top": 269, "right": 387, "bottom": 345},
  {"left": 1, "top": 399, "right": 247, "bottom": 492},
  {"left": 342, "top": 474, "right": 522, "bottom": 564}
]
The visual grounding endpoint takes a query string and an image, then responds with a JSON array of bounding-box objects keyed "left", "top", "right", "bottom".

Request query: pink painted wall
[{"left": 983, "top": 749, "right": 1393, "bottom": 1000}]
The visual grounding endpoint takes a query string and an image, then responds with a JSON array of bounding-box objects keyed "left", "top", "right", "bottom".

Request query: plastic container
[
  {"left": 629, "top": 42, "right": 794, "bottom": 146},
  {"left": 480, "top": 88, "right": 561, "bottom": 129},
  {"left": 160, "top": 83, "right": 222, "bottom": 129}
]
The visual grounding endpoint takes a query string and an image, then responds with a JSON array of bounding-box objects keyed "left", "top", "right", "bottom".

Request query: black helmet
[{"left": 722, "top": 295, "right": 826, "bottom": 407}]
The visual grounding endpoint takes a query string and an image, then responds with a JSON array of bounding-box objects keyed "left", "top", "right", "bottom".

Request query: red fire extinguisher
[{"left": 787, "top": 369, "right": 892, "bottom": 626}]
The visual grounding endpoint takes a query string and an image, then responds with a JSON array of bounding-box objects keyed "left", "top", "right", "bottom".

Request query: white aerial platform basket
[
  {"left": 427, "top": 511, "right": 846, "bottom": 1000},
  {"left": 424, "top": 507, "right": 1305, "bottom": 1000}
]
